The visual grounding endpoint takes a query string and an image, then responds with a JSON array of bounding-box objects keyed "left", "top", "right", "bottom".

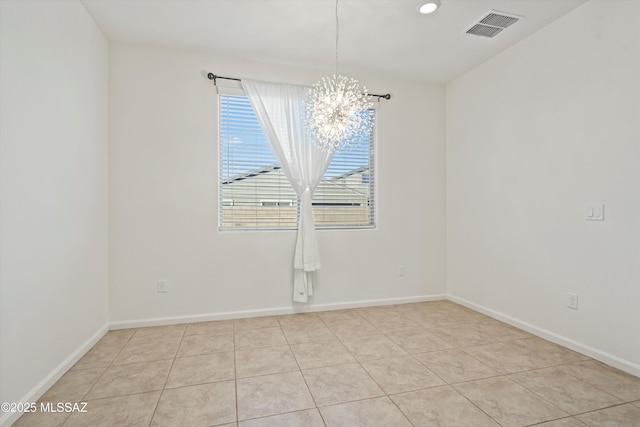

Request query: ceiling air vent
[{"left": 466, "top": 10, "right": 523, "bottom": 38}]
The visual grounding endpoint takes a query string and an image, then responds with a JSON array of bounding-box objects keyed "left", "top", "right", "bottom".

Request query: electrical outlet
[
  {"left": 157, "top": 280, "right": 168, "bottom": 293},
  {"left": 568, "top": 292, "right": 578, "bottom": 309},
  {"left": 398, "top": 265, "right": 406, "bottom": 277}
]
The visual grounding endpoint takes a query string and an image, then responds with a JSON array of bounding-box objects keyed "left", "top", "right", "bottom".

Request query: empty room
[{"left": 1, "top": 0, "right": 639, "bottom": 426}]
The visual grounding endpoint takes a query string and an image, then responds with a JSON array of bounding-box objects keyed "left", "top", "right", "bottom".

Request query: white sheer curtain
[{"left": 242, "top": 79, "right": 333, "bottom": 303}]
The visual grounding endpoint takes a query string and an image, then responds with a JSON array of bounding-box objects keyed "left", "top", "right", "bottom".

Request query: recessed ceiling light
[{"left": 418, "top": 0, "right": 441, "bottom": 15}]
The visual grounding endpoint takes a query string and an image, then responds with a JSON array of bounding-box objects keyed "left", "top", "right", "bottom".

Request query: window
[{"left": 219, "top": 93, "right": 376, "bottom": 230}]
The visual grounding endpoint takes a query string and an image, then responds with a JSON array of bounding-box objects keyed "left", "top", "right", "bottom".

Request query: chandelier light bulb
[{"left": 305, "top": 74, "right": 372, "bottom": 152}]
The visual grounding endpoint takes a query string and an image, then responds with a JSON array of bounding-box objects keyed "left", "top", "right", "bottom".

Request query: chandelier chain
[
  {"left": 335, "top": 0, "right": 339, "bottom": 76},
  {"left": 305, "top": 0, "right": 372, "bottom": 152}
]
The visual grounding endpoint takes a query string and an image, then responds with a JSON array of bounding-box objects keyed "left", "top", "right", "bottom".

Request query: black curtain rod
[{"left": 207, "top": 73, "right": 391, "bottom": 100}]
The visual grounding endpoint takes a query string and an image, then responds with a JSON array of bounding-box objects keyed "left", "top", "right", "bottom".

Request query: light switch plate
[
  {"left": 568, "top": 292, "right": 578, "bottom": 309},
  {"left": 586, "top": 204, "right": 604, "bottom": 221},
  {"left": 157, "top": 280, "right": 168, "bottom": 293}
]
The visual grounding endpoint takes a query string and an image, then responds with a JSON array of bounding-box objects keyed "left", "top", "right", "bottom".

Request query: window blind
[{"left": 219, "top": 93, "right": 375, "bottom": 230}]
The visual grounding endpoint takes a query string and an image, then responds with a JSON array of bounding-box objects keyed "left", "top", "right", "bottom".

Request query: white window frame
[{"left": 217, "top": 87, "right": 377, "bottom": 231}]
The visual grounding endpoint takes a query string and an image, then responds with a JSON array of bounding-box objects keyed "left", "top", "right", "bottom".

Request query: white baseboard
[
  {"left": 0, "top": 323, "right": 109, "bottom": 427},
  {"left": 109, "top": 294, "right": 447, "bottom": 330},
  {"left": 447, "top": 295, "right": 640, "bottom": 377}
]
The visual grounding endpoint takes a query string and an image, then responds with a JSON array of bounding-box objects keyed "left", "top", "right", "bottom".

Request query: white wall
[
  {"left": 0, "top": 0, "right": 109, "bottom": 421},
  {"left": 108, "top": 43, "right": 446, "bottom": 325},
  {"left": 447, "top": 0, "right": 640, "bottom": 374}
]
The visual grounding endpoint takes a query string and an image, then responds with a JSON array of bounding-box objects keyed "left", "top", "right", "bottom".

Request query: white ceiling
[{"left": 81, "top": 0, "right": 587, "bottom": 84}]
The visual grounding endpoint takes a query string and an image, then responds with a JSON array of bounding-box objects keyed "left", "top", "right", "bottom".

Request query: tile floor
[{"left": 14, "top": 300, "right": 640, "bottom": 427}]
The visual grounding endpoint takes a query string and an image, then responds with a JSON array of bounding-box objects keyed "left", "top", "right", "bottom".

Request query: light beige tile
[
  {"left": 302, "top": 363, "right": 384, "bottom": 407},
  {"left": 238, "top": 408, "right": 324, "bottom": 427},
  {"left": 177, "top": 333, "right": 234, "bottom": 357},
  {"left": 576, "top": 403, "right": 640, "bottom": 427},
  {"left": 403, "top": 307, "right": 446, "bottom": 319},
  {"left": 367, "top": 316, "right": 421, "bottom": 333},
  {"left": 130, "top": 324, "right": 186, "bottom": 341},
  {"left": 436, "top": 320, "right": 531, "bottom": 346},
  {"left": 12, "top": 410, "right": 70, "bottom": 427},
  {"left": 151, "top": 381, "right": 236, "bottom": 426},
  {"left": 86, "top": 359, "right": 172, "bottom": 400},
  {"left": 534, "top": 418, "right": 589, "bottom": 427},
  {"left": 388, "top": 303, "right": 416, "bottom": 311},
  {"left": 416, "top": 349, "right": 499, "bottom": 383},
  {"left": 390, "top": 385, "right": 500, "bottom": 427},
  {"left": 361, "top": 355, "right": 444, "bottom": 394},
  {"left": 236, "top": 345, "right": 298, "bottom": 378},
  {"left": 324, "top": 318, "right": 380, "bottom": 339},
  {"left": 463, "top": 340, "right": 551, "bottom": 374},
  {"left": 38, "top": 367, "right": 105, "bottom": 403},
  {"left": 236, "top": 371, "right": 315, "bottom": 420},
  {"left": 455, "top": 376, "right": 567, "bottom": 427},
  {"left": 516, "top": 337, "right": 588, "bottom": 365},
  {"left": 64, "top": 391, "right": 160, "bottom": 427},
  {"left": 559, "top": 360, "right": 640, "bottom": 402},
  {"left": 277, "top": 313, "right": 323, "bottom": 329},
  {"left": 282, "top": 324, "right": 336, "bottom": 344},
  {"left": 234, "top": 316, "right": 280, "bottom": 330},
  {"left": 98, "top": 329, "right": 136, "bottom": 347},
  {"left": 431, "top": 323, "right": 496, "bottom": 347},
  {"left": 356, "top": 305, "right": 406, "bottom": 319},
  {"left": 342, "top": 334, "right": 408, "bottom": 361},
  {"left": 290, "top": 340, "right": 356, "bottom": 370},
  {"left": 453, "top": 310, "right": 493, "bottom": 323},
  {"left": 234, "top": 327, "right": 287, "bottom": 350},
  {"left": 185, "top": 320, "right": 234, "bottom": 336},
  {"left": 320, "top": 396, "right": 413, "bottom": 427},
  {"left": 386, "top": 330, "right": 455, "bottom": 354},
  {"left": 405, "top": 311, "right": 465, "bottom": 328},
  {"left": 71, "top": 343, "right": 122, "bottom": 370},
  {"left": 509, "top": 367, "right": 623, "bottom": 414},
  {"left": 474, "top": 319, "right": 533, "bottom": 341},
  {"left": 408, "top": 306, "right": 488, "bottom": 328},
  {"left": 38, "top": 302, "right": 635, "bottom": 427},
  {"left": 112, "top": 336, "right": 181, "bottom": 365},
  {"left": 166, "top": 352, "right": 235, "bottom": 388},
  {"left": 456, "top": 306, "right": 491, "bottom": 318},
  {"left": 444, "top": 303, "right": 485, "bottom": 315},
  {"left": 317, "top": 309, "right": 363, "bottom": 322}
]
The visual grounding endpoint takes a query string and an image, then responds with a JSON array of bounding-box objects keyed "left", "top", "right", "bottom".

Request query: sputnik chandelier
[{"left": 305, "top": 0, "right": 372, "bottom": 152}]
